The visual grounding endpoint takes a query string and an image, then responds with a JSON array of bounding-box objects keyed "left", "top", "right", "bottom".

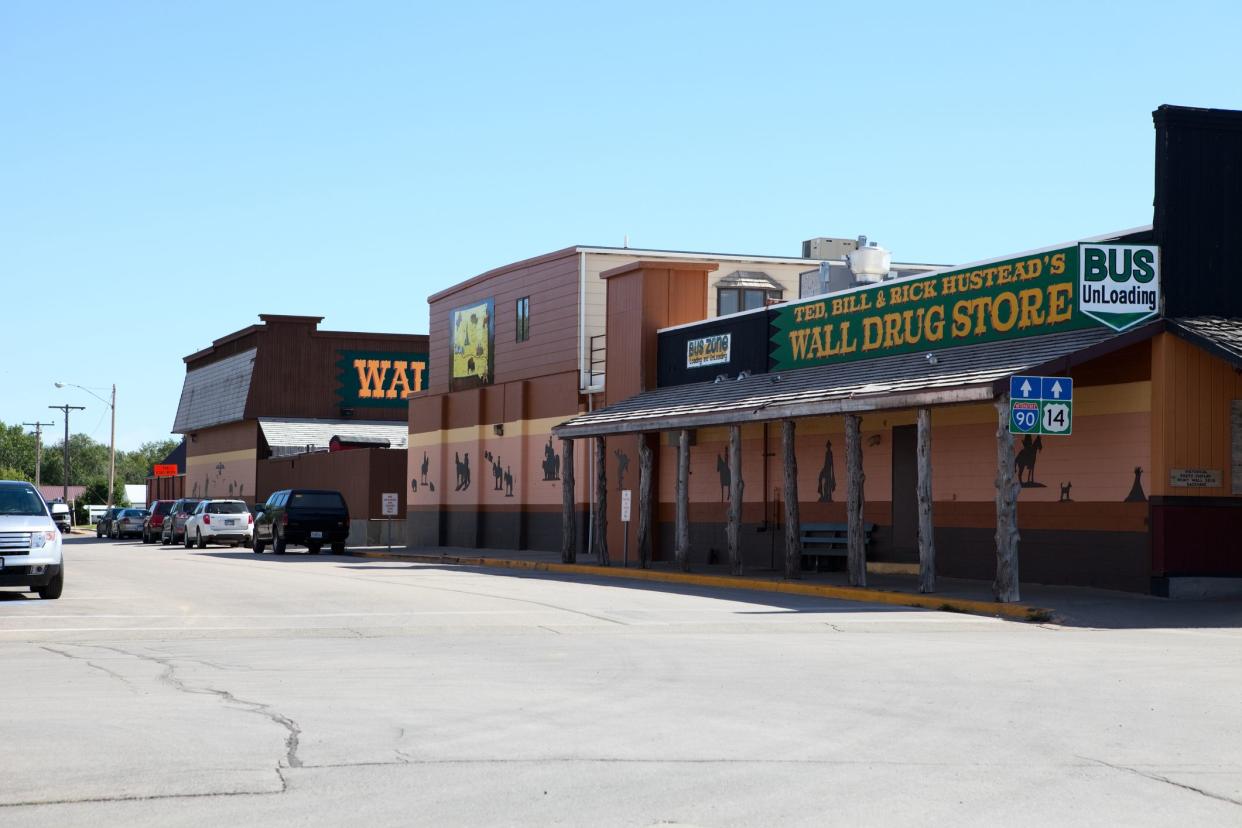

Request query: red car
[{"left": 142, "top": 500, "right": 176, "bottom": 544}]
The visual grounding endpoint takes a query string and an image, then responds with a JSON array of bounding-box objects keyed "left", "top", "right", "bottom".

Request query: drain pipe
[
  {"left": 586, "top": 390, "right": 595, "bottom": 558},
  {"left": 580, "top": 250, "right": 594, "bottom": 558}
]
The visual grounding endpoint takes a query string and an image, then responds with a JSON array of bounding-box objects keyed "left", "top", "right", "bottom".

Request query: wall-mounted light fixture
[{"left": 493, "top": 423, "right": 504, "bottom": 436}]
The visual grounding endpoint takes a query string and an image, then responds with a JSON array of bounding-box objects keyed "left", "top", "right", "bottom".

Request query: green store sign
[
  {"left": 772, "top": 246, "right": 1105, "bottom": 371},
  {"left": 336, "top": 350, "right": 429, "bottom": 409}
]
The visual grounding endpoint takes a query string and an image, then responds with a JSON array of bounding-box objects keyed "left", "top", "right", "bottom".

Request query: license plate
[
  {"left": 310, "top": 531, "right": 323, "bottom": 539},
  {"left": 225, "top": 519, "right": 236, "bottom": 526}
]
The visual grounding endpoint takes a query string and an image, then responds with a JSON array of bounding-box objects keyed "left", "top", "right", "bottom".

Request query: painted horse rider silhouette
[
  {"left": 1015, "top": 435, "right": 1043, "bottom": 486},
  {"left": 716, "top": 453, "right": 730, "bottom": 501},
  {"left": 817, "top": 440, "right": 836, "bottom": 502}
]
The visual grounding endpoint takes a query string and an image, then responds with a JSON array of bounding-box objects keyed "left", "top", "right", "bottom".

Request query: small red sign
[{"left": 153, "top": 464, "right": 178, "bottom": 478}]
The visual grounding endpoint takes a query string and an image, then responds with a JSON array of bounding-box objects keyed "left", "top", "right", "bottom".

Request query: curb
[{"left": 345, "top": 550, "right": 1053, "bottom": 623}]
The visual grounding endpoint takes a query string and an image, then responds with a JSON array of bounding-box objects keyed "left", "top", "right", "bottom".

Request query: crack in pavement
[
  {"left": 1079, "top": 755, "right": 1242, "bottom": 808},
  {"left": 38, "top": 645, "right": 139, "bottom": 693},
  {"left": 67, "top": 643, "right": 303, "bottom": 769}
]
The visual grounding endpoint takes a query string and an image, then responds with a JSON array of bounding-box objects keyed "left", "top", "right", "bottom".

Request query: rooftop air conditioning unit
[{"left": 846, "top": 235, "right": 892, "bottom": 284}]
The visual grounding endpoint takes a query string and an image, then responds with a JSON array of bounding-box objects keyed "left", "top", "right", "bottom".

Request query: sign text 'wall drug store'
[{"left": 771, "top": 247, "right": 1094, "bottom": 370}]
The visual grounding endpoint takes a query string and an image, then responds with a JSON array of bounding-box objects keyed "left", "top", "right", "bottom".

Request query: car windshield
[
  {"left": 121, "top": 509, "right": 145, "bottom": 518},
  {"left": 207, "top": 502, "right": 247, "bottom": 514},
  {"left": 153, "top": 502, "right": 174, "bottom": 515},
  {"left": 0, "top": 485, "right": 50, "bottom": 517},
  {"left": 179, "top": 501, "right": 202, "bottom": 512},
  {"left": 289, "top": 492, "right": 346, "bottom": 510}
]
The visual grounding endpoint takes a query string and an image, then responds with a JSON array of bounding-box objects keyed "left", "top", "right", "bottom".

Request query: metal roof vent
[{"left": 846, "top": 235, "right": 892, "bottom": 284}]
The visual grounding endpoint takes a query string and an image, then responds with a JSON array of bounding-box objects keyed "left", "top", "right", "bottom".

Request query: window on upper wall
[
  {"left": 717, "top": 287, "right": 782, "bottom": 316},
  {"left": 516, "top": 296, "right": 530, "bottom": 342}
]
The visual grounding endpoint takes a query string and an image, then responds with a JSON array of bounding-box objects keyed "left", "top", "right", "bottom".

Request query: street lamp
[{"left": 54, "top": 382, "right": 116, "bottom": 510}]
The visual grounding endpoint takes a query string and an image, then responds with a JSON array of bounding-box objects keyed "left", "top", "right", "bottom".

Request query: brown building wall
[
  {"left": 242, "top": 317, "right": 428, "bottom": 422},
  {"left": 257, "top": 448, "right": 406, "bottom": 521},
  {"left": 185, "top": 421, "right": 259, "bottom": 503},
  {"left": 1149, "top": 332, "right": 1242, "bottom": 578},
  {"left": 427, "top": 250, "right": 582, "bottom": 395},
  {"left": 146, "top": 475, "right": 185, "bottom": 504},
  {"left": 408, "top": 370, "right": 586, "bottom": 551}
]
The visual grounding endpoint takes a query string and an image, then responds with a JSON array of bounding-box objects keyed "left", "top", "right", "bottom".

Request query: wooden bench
[{"left": 799, "top": 522, "right": 874, "bottom": 572}]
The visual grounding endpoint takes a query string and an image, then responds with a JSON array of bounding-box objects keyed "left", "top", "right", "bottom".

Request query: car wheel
[
  {"left": 252, "top": 534, "right": 265, "bottom": 554},
  {"left": 331, "top": 542, "right": 346, "bottom": 555},
  {"left": 184, "top": 530, "right": 193, "bottom": 549},
  {"left": 96, "top": 526, "right": 103, "bottom": 538},
  {"left": 36, "top": 568, "right": 64, "bottom": 600},
  {"left": 273, "top": 529, "right": 287, "bottom": 555},
  {"left": 307, "top": 543, "right": 321, "bottom": 555},
  {"left": 110, "top": 526, "right": 118, "bottom": 539},
  {"left": 142, "top": 530, "right": 152, "bottom": 544},
  {"left": 196, "top": 529, "right": 207, "bottom": 549}
]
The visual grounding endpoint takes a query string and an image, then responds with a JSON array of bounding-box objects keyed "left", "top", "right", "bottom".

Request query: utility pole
[
  {"left": 49, "top": 404, "right": 85, "bottom": 510},
  {"left": 107, "top": 384, "right": 116, "bottom": 510},
  {"left": 22, "top": 420, "right": 54, "bottom": 487}
]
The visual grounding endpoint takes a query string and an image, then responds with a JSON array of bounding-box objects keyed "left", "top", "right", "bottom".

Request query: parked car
[
  {"left": 48, "top": 502, "right": 72, "bottom": 534},
  {"left": 96, "top": 506, "right": 122, "bottom": 538},
  {"left": 110, "top": 508, "right": 148, "bottom": 539},
  {"left": 182, "top": 499, "right": 252, "bottom": 548},
  {"left": 142, "top": 500, "right": 176, "bottom": 543},
  {"left": 160, "top": 498, "right": 202, "bottom": 546},
  {"left": 253, "top": 489, "right": 350, "bottom": 555},
  {"left": 0, "top": 480, "right": 64, "bottom": 599}
]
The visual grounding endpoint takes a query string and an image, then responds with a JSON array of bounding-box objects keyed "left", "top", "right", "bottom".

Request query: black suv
[{"left": 253, "top": 489, "right": 350, "bottom": 555}]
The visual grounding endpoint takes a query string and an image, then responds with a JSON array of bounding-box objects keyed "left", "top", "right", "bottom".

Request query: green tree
[
  {"left": 41, "top": 433, "right": 109, "bottom": 486},
  {"left": 0, "top": 465, "right": 30, "bottom": 482},
  {"left": 116, "top": 439, "right": 179, "bottom": 484},
  {"left": 80, "top": 478, "right": 128, "bottom": 507},
  {"left": 0, "top": 424, "right": 37, "bottom": 480}
]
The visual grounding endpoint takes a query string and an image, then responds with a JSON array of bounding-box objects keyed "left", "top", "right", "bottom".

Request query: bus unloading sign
[{"left": 1078, "top": 243, "right": 1159, "bottom": 332}]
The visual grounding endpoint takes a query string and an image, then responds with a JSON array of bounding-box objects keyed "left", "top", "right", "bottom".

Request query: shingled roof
[{"left": 554, "top": 323, "right": 1163, "bottom": 437}]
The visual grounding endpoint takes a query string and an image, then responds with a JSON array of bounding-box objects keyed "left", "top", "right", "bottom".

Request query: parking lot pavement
[{"left": 1, "top": 535, "right": 1240, "bottom": 826}]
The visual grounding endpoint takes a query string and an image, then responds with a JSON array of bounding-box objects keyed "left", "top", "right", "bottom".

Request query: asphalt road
[{"left": 1, "top": 535, "right": 1240, "bottom": 826}]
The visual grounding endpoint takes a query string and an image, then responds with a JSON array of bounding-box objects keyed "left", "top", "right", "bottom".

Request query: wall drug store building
[
  {"left": 406, "top": 246, "right": 938, "bottom": 551},
  {"left": 546, "top": 104, "right": 1242, "bottom": 599},
  {"left": 171, "top": 314, "right": 428, "bottom": 545}
]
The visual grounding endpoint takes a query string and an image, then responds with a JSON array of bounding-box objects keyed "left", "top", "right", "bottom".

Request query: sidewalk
[
  {"left": 345, "top": 544, "right": 1061, "bottom": 621},
  {"left": 344, "top": 544, "right": 1242, "bottom": 628}
]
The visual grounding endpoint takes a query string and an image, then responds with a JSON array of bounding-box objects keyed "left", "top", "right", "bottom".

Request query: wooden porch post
[
  {"left": 727, "top": 424, "right": 744, "bottom": 575},
  {"left": 994, "top": 395, "right": 1020, "bottom": 602},
  {"left": 675, "top": 428, "right": 691, "bottom": 571},
  {"left": 845, "top": 413, "right": 866, "bottom": 587},
  {"left": 916, "top": 407, "right": 936, "bottom": 593},
  {"left": 560, "top": 437, "right": 576, "bottom": 564},
  {"left": 782, "top": 419, "right": 802, "bottom": 580},
  {"left": 637, "top": 434, "right": 653, "bottom": 569},
  {"left": 594, "top": 436, "right": 608, "bottom": 566}
]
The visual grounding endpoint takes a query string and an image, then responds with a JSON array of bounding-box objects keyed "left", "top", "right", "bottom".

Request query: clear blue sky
[{"left": 2, "top": 1, "right": 1238, "bottom": 449}]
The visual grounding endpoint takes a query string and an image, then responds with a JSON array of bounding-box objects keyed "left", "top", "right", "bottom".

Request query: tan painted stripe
[
  {"left": 407, "top": 415, "right": 572, "bottom": 448},
  {"left": 187, "top": 448, "right": 257, "bottom": 465}
]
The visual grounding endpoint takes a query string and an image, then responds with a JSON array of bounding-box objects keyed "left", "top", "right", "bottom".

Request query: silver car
[
  {"left": 111, "top": 508, "right": 148, "bottom": 539},
  {"left": 0, "top": 481, "right": 64, "bottom": 599}
]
